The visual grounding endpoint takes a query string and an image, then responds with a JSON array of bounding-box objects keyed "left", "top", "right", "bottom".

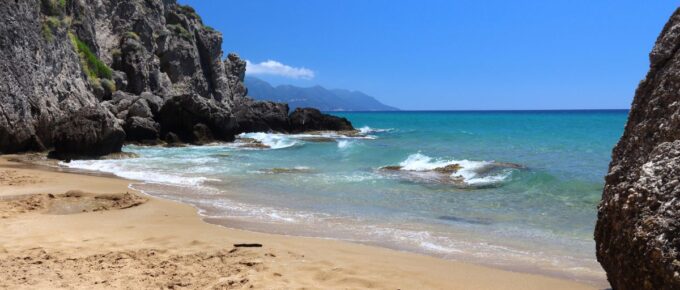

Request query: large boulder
[
  {"left": 595, "top": 8, "right": 680, "bottom": 290},
  {"left": 50, "top": 106, "right": 126, "bottom": 160},
  {"left": 104, "top": 91, "right": 161, "bottom": 143},
  {"left": 124, "top": 116, "right": 160, "bottom": 143},
  {"left": 233, "top": 98, "right": 290, "bottom": 133},
  {"left": 157, "top": 93, "right": 237, "bottom": 143},
  {"left": 289, "top": 108, "right": 354, "bottom": 133}
]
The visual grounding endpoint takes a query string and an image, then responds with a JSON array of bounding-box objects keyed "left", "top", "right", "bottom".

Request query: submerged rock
[
  {"left": 50, "top": 106, "right": 126, "bottom": 160},
  {"left": 595, "top": 8, "right": 680, "bottom": 290},
  {"left": 234, "top": 137, "right": 270, "bottom": 149},
  {"left": 259, "top": 167, "right": 314, "bottom": 174},
  {"left": 298, "top": 136, "right": 336, "bottom": 143},
  {"left": 433, "top": 164, "right": 462, "bottom": 174},
  {"left": 380, "top": 165, "right": 403, "bottom": 171}
]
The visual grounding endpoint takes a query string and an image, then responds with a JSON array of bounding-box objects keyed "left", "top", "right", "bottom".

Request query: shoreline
[{"left": 0, "top": 155, "right": 603, "bottom": 289}]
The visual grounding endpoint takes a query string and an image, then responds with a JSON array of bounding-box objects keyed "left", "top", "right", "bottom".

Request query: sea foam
[
  {"left": 62, "top": 159, "right": 216, "bottom": 186},
  {"left": 397, "top": 153, "right": 512, "bottom": 186}
]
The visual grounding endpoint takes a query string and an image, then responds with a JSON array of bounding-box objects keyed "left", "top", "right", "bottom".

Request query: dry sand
[{"left": 0, "top": 156, "right": 601, "bottom": 289}]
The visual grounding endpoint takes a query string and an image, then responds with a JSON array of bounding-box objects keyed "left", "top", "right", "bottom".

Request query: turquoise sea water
[{"left": 65, "top": 110, "right": 627, "bottom": 285}]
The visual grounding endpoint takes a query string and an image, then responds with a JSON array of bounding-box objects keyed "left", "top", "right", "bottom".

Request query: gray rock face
[
  {"left": 124, "top": 116, "right": 160, "bottom": 143},
  {"left": 0, "top": 0, "right": 94, "bottom": 153},
  {"left": 50, "top": 105, "right": 126, "bottom": 160},
  {"left": 0, "top": 0, "right": 245, "bottom": 154},
  {"left": 595, "top": 8, "right": 680, "bottom": 290},
  {"left": 233, "top": 97, "right": 290, "bottom": 133},
  {"left": 0, "top": 0, "right": 354, "bottom": 157}
]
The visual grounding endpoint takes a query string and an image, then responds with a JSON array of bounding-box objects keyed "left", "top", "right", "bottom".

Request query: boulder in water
[
  {"left": 433, "top": 164, "right": 462, "bottom": 174},
  {"left": 289, "top": 108, "right": 354, "bottom": 133}
]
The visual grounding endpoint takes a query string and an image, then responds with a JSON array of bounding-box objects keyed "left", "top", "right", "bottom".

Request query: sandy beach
[{"left": 0, "top": 156, "right": 598, "bottom": 289}]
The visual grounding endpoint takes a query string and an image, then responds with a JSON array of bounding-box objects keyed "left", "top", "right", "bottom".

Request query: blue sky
[{"left": 180, "top": 0, "right": 677, "bottom": 110}]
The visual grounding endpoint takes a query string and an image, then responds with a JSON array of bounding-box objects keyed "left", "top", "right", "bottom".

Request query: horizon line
[{"left": 324, "top": 108, "right": 630, "bottom": 112}]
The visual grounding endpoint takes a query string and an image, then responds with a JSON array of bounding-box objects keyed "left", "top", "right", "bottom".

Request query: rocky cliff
[
  {"left": 595, "top": 8, "right": 680, "bottom": 290},
  {"left": 0, "top": 0, "right": 352, "bottom": 157}
]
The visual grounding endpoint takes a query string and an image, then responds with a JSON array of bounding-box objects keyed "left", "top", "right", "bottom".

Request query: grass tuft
[
  {"left": 41, "top": 0, "right": 65, "bottom": 16},
  {"left": 167, "top": 24, "right": 192, "bottom": 41},
  {"left": 177, "top": 4, "right": 201, "bottom": 21},
  {"left": 68, "top": 32, "right": 113, "bottom": 81},
  {"left": 124, "top": 31, "right": 140, "bottom": 41}
]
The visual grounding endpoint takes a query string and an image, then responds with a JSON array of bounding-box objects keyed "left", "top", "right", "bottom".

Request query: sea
[{"left": 63, "top": 110, "right": 628, "bottom": 285}]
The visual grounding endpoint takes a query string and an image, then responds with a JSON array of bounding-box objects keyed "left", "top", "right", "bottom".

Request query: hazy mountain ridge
[{"left": 246, "top": 77, "right": 398, "bottom": 111}]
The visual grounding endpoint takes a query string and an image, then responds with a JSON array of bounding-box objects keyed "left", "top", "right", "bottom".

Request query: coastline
[{"left": 0, "top": 155, "right": 600, "bottom": 289}]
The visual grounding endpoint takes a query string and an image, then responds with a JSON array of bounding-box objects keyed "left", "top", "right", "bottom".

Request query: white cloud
[{"left": 245, "top": 60, "right": 315, "bottom": 79}]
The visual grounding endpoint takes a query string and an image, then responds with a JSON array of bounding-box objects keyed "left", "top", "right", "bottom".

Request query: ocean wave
[
  {"left": 384, "top": 153, "right": 518, "bottom": 187},
  {"left": 358, "top": 126, "right": 393, "bottom": 134},
  {"left": 237, "top": 131, "right": 378, "bottom": 150},
  {"left": 62, "top": 160, "right": 217, "bottom": 186},
  {"left": 237, "top": 132, "right": 301, "bottom": 149},
  {"left": 337, "top": 140, "right": 353, "bottom": 149}
]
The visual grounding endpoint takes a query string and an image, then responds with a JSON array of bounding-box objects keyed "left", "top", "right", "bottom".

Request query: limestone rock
[
  {"left": 157, "top": 93, "right": 237, "bottom": 143},
  {"left": 595, "top": 8, "right": 680, "bottom": 290},
  {"left": 289, "top": 108, "right": 354, "bottom": 133},
  {"left": 50, "top": 106, "right": 126, "bottom": 159}
]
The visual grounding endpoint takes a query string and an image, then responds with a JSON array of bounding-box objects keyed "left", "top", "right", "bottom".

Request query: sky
[{"left": 180, "top": 0, "right": 678, "bottom": 110}]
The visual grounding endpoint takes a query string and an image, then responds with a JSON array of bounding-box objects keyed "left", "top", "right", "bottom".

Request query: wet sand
[{"left": 0, "top": 156, "right": 600, "bottom": 289}]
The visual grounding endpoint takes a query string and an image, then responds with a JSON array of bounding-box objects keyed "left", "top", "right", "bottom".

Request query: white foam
[
  {"left": 62, "top": 160, "right": 216, "bottom": 186},
  {"left": 358, "top": 126, "right": 391, "bottom": 134},
  {"left": 397, "top": 153, "right": 511, "bottom": 186},
  {"left": 337, "top": 140, "right": 353, "bottom": 149},
  {"left": 420, "top": 241, "right": 463, "bottom": 253},
  {"left": 238, "top": 132, "right": 299, "bottom": 149},
  {"left": 238, "top": 131, "right": 377, "bottom": 150}
]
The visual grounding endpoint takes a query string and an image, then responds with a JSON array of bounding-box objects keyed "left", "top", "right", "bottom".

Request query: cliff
[
  {"left": 595, "top": 8, "right": 680, "bottom": 290},
  {"left": 0, "top": 0, "right": 352, "bottom": 158}
]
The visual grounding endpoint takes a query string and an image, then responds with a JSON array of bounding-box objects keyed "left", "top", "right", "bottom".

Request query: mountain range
[{"left": 245, "top": 77, "right": 398, "bottom": 111}]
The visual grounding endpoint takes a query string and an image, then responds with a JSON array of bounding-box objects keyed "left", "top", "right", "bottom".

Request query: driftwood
[{"left": 233, "top": 243, "right": 263, "bottom": 248}]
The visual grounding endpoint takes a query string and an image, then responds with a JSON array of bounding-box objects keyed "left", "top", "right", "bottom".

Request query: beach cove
[{"left": 0, "top": 155, "right": 598, "bottom": 289}]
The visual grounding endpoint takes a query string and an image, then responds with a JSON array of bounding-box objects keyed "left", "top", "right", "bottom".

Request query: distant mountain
[{"left": 245, "top": 77, "right": 398, "bottom": 111}]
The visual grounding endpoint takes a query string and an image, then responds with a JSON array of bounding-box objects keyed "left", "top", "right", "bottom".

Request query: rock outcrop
[
  {"left": 0, "top": 0, "right": 353, "bottom": 158},
  {"left": 233, "top": 98, "right": 290, "bottom": 133},
  {"left": 157, "top": 93, "right": 237, "bottom": 144},
  {"left": 595, "top": 8, "right": 680, "bottom": 290},
  {"left": 289, "top": 108, "right": 354, "bottom": 133},
  {"left": 50, "top": 105, "right": 126, "bottom": 160}
]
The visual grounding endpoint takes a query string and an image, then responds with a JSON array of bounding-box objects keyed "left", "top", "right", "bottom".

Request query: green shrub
[
  {"left": 124, "top": 31, "right": 140, "bottom": 41},
  {"left": 41, "top": 0, "right": 62, "bottom": 16},
  {"left": 42, "top": 16, "right": 62, "bottom": 42},
  {"left": 111, "top": 48, "right": 122, "bottom": 58},
  {"left": 46, "top": 16, "right": 61, "bottom": 29},
  {"left": 42, "top": 23, "right": 54, "bottom": 42},
  {"left": 167, "top": 24, "right": 192, "bottom": 41},
  {"left": 203, "top": 25, "right": 216, "bottom": 32},
  {"left": 101, "top": 78, "right": 116, "bottom": 94},
  {"left": 178, "top": 4, "right": 201, "bottom": 21},
  {"left": 68, "top": 32, "right": 113, "bottom": 80}
]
